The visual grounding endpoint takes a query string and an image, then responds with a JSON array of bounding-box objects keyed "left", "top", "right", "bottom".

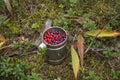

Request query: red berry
[{"left": 44, "top": 29, "right": 66, "bottom": 45}]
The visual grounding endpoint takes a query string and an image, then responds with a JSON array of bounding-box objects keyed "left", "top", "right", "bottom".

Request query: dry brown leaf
[
  {"left": 4, "top": 0, "right": 13, "bottom": 15},
  {"left": 0, "top": 34, "right": 6, "bottom": 41},
  {"left": 77, "top": 34, "right": 84, "bottom": 66},
  {"left": 69, "top": 42, "right": 78, "bottom": 46},
  {"left": 0, "top": 34, "right": 6, "bottom": 47}
]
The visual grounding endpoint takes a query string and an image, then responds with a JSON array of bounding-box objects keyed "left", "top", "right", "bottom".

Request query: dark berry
[{"left": 44, "top": 28, "right": 66, "bottom": 45}]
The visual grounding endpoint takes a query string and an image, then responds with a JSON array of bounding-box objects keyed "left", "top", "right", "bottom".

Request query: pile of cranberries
[{"left": 43, "top": 28, "right": 66, "bottom": 45}]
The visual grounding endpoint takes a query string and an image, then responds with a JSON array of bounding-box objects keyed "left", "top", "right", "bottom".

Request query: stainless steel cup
[{"left": 42, "top": 27, "right": 67, "bottom": 65}]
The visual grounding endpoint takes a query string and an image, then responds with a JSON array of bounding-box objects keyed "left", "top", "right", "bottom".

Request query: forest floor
[{"left": 0, "top": 0, "right": 120, "bottom": 80}]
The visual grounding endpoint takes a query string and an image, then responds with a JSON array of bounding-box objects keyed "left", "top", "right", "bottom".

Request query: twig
[
  {"left": 0, "top": 45, "right": 11, "bottom": 50},
  {"left": 90, "top": 48, "right": 107, "bottom": 52},
  {"left": 85, "top": 14, "right": 120, "bottom": 54},
  {"left": 19, "top": 50, "right": 38, "bottom": 57}
]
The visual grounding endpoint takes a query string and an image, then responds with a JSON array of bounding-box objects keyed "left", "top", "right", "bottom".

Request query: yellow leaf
[
  {"left": 0, "top": 41, "right": 6, "bottom": 47},
  {"left": 77, "top": 34, "right": 84, "bottom": 66},
  {"left": 71, "top": 46, "right": 80, "bottom": 80},
  {"left": 84, "top": 29, "right": 120, "bottom": 37}
]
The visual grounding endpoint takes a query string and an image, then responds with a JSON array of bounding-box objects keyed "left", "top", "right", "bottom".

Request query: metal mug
[{"left": 42, "top": 27, "right": 67, "bottom": 65}]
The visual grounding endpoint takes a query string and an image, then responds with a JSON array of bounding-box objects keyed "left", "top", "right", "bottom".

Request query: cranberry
[{"left": 43, "top": 28, "right": 66, "bottom": 45}]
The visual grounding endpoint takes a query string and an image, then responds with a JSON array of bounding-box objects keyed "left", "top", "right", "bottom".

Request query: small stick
[
  {"left": 0, "top": 45, "right": 11, "bottom": 50},
  {"left": 19, "top": 50, "right": 37, "bottom": 57}
]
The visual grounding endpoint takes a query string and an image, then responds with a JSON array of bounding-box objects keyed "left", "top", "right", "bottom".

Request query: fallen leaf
[
  {"left": 4, "top": 0, "right": 13, "bottom": 15},
  {"left": 69, "top": 42, "right": 78, "bottom": 46},
  {"left": 84, "top": 29, "right": 120, "bottom": 37},
  {"left": 71, "top": 46, "right": 80, "bottom": 80},
  {"left": 77, "top": 34, "right": 84, "bottom": 66},
  {"left": 0, "top": 34, "right": 6, "bottom": 41},
  {"left": 0, "top": 41, "right": 6, "bottom": 48},
  {"left": 0, "top": 34, "right": 6, "bottom": 47}
]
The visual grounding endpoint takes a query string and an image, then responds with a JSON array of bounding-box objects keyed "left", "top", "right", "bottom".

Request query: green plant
[
  {"left": 0, "top": 56, "right": 13, "bottom": 77},
  {"left": 54, "top": 77, "right": 61, "bottom": 80},
  {"left": 24, "top": 40, "right": 33, "bottom": 49},
  {"left": 53, "top": 16, "right": 73, "bottom": 32},
  {"left": 26, "top": 72, "right": 42, "bottom": 80},
  {"left": 114, "top": 0, "right": 120, "bottom": 10},
  {"left": 32, "top": 23, "right": 40, "bottom": 32},
  {"left": 0, "top": 15, "right": 7, "bottom": 26},
  {"left": 69, "top": 0, "right": 78, "bottom": 4},
  {"left": 108, "top": 7, "right": 117, "bottom": 15},
  {"left": 82, "top": 19, "right": 96, "bottom": 30},
  {"left": 0, "top": 16, "right": 7, "bottom": 33},
  {"left": 105, "top": 24, "right": 112, "bottom": 30},
  {"left": 111, "top": 19, "right": 119, "bottom": 30},
  {"left": 0, "top": 17, "right": 21, "bottom": 35},
  {"left": 11, "top": 0, "right": 19, "bottom": 9},
  {"left": 66, "top": 8, "right": 83, "bottom": 16},
  {"left": 111, "top": 69, "right": 120, "bottom": 79},
  {"left": 24, "top": 22, "right": 30, "bottom": 29},
  {"left": 37, "top": 47, "right": 47, "bottom": 55},
  {"left": 11, "top": 40, "right": 32, "bottom": 50},
  {"left": 64, "top": 0, "right": 83, "bottom": 16},
  {"left": 103, "top": 49, "right": 113, "bottom": 58},
  {"left": 66, "top": 8, "right": 76, "bottom": 16},
  {"left": 83, "top": 12, "right": 94, "bottom": 18},
  {"left": 59, "top": 4, "right": 64, "bottom": 9},
  {"left": 83, "top": 35, "right": 93, "bottom": 44},
  {"left": 53, "top": 17, "right": 68, "bottom": 26},
  {"left": 11, "top": 41, "right": 22, "bottom": 49},
  {"left": 0, "top": 0, "right": 6, "bottom": 13},
  {"left": 0, "top": 56, "right": 30, "bottom": 79},
  {"left": 83, "top": 71, "right": 100, "bottom": 80},
  {"left": 62, "top": 0, "right": 78, "bottom": 8}
]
